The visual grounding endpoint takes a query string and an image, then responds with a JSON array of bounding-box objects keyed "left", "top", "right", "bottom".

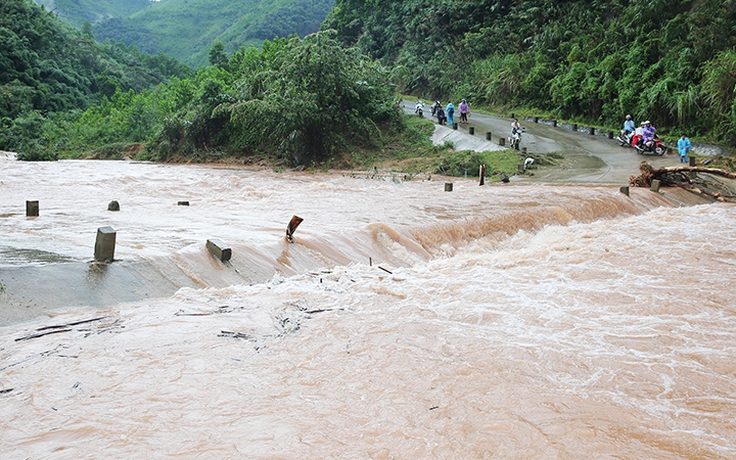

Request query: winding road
[{"left": 403, "top": 100, "right": 679, "bottom": 185}]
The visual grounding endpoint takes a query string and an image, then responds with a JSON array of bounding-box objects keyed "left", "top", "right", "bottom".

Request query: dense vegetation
[
  {"left": 92, "top": 0, "right": 335, "bottom": 67},
  {"left": 324, "top": 0, "right": 736, "bottom": 147},
  {"left": 33, "top": 0, "right": 151, "bottom": 28},
  {"left": 0, "top": 0, "right": 192, "bottom": 159},
  {"left": 30, "top": 31, "right": 404, "bottom": 168}
]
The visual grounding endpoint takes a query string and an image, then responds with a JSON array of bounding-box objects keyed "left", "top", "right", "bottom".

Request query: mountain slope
[
  {"left": 92, "top": 0, "right": 335, "bottom": 67},
  {"left": 33, "top": 0, "right": 151, "bottom": 27}
]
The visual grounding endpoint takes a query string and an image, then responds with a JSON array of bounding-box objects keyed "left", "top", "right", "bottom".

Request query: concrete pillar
[
  {"left": 689, "top": 156, "right": 696, "bottom": 166},
  {"left": 178, "top": 201, "right": 190, "bottom": 206},
  {"left": 499, "top": 138, "right": 505, "bottom": 146},
  {"left": 94, "top": 226, "right": 116, "bottom": 263},
  {"left": 589, "top": 127, "right": 595, "bottom": 135},
  {"left": 517, "top": 164, "right": 525, "bottom": 174},
  {"left": 108, "top": 200, "right": 120, "bottom": 211},
  {"left": 26, "top": 200, "right": 39, "bottom": 217},
  {"left": 552, "top": 120, "right": 557, "bottom": 127},
  {"left": 572, "top": 124, "right": 578, "bottom": 131},
  {"left": 206, "top": 238, "right": 231, "bottom": 262},
  {"left": 510, "top": 113, "right": 515, "bottom": 119},
  {"left": 453, "top": 123, "right": 458, "bottom": 130},
  {"left": 607, "top": 131, "right": 614, "bottom": 139},
  {"left": 499, "top": 173, "right": 510, "bottom": 183},
  {"left": 469, "top": 126, "right": 475, "bottom": 135},
  {"left": 444, "top": 182, "right": 453, "bottom": 192},
  {"left": 521, "top": 147, "right": 527, "bottom": 154},
  {"left": 619, "top": 186, "right": 630, "bottom": 196},
  {"left": 533, "top": 117, "right": 539, "bottom": 123},
  {"left": 479, "top": 165, "right": 485, "bottom": 186},
  {"left": 486, "top": 132, "right": 492, "bottom": 140},
  {"left": 650, "top": 179, "right": 661, "bottom": 193}
]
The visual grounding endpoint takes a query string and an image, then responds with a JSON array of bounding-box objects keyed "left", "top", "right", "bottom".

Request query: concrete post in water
[
  {"left": 26, "top": 200, "right": 39, "bottom": 217},
  {"left": 486, "top": 131, "right": 492, "bottom": 140},
  {"left": 444, "top": 182, "right": 453, "bottom": 192},
  {"left": 499, "top": 137, "right": 505, "bottom": 146},
  {"left": 479, "top": 165, "right": 485, "bottom": 186},
  {"left": 650, "top": 179, "right": 661, "bottom": 193},
  {"left": 94, "top": 226, "right": 116, "bottom": 263},
  {"left": 689, "top": 156, "right": 696, "bottom": 166},
  {"left": 177, "top": 201, "right": 190, "bottom": 206},
  {"left": 469, "top": 126, "right": 475, "bottom": 135},
  {"left": 108, "top": 200, "right": 120, "bottom": 211},
  {"left": 206, "top": 238, "right": 231, "bottom": 262},
  {"left": 286, "top": 215, "right": 303, "bottom": 243},
  {"left": 620, "top": 186, "right": 630, "bottom": 196}
]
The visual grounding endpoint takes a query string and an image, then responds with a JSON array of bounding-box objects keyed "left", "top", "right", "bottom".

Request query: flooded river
[{"left": 1, "top": 152, "right": 735, "bottom": 458}]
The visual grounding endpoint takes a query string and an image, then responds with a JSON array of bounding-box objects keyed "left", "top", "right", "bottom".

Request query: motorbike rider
[
  {"left": 431, "top": 101, "right": 441, "bottom": 117},
  {"left": 622, "top": 115, "right": 635, "bottom": 136},
  {"left": 415, "top": 100, "right": 425, "bottom": 115},
  {"left": 632, "top": 122, "right": 645, "bottom": 147},
  {"left": 511, "top": 118, "right": 521, "bottom": 135},
  {"left": 642, "top": 120, "right": 656, "bottom": 149}
]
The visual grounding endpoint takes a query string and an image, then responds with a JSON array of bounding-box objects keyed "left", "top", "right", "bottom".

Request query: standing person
[
  {"left": 445, "top": 101, "right": 456, "bottom": 126},
  {"left": 459, "top": 99, "right": 470, "bottom": 124},
  {"left": 435, "top": 104, "right": 446, "bottom": 125},
  {"left": 678, "top": 134, "right": 691, "bottom": 163}
]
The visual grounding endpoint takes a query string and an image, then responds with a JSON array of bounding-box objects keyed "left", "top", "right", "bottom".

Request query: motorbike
[
  {"left": 415, "top": 100, "right": 424, "bottom": 117},
  {"left": 616, "top": 130, "right": 634, "bottom": 147},
  {"left": 508, "top": 129, "right": 523, "bottom": 150},
  {"left": 634, "top": 135, "right": 667, "bottom": 156}
]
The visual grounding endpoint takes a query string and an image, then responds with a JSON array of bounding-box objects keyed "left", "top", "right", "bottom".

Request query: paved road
[{"left": 404, "top": 101, "right": 679, "bottom": 184}]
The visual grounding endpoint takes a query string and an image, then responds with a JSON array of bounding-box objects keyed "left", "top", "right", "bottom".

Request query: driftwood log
[{"left": 629, "top": 161, "right": 736, "bottom": 202}]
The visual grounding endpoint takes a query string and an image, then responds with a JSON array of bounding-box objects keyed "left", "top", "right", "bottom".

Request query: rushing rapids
[{"left": 1, "top": 157, "right": 735, "bottom": 458}]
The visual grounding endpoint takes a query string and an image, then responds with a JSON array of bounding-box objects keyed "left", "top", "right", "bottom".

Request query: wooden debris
[{"left": 629, "top": 161, "right": 736, "bottom": 202}]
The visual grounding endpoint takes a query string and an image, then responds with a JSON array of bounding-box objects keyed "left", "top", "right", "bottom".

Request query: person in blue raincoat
[
  {"left": 677, "top": 134, "right": 691, "bottom": 163},
  {"left": 445, "top": 101, "right": 455, "bottom": 126}
]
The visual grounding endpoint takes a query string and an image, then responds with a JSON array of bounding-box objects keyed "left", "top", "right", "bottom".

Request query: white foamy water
[{"left": 1, "top": 159, "right": 735, "bottom": 458}]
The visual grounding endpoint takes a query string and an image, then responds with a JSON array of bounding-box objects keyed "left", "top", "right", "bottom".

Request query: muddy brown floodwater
[{"left": 1, "top": 119, "right": 734, "bottom": 459}]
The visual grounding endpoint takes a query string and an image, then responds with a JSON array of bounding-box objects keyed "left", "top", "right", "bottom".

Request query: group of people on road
[
  {"left": 431, "top": 99, "right": 470, "bottom": 126},
  {"left": 622, "top": 115, "right": 691, "bottom": 162}
]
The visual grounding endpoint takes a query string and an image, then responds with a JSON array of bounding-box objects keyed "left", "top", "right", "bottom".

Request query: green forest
[
  {"left": 3, "top": 0, "right": 736, "bottom": 172},
  {"left": 90, "top": 0, "right": 334, "bottom": 67},
  {"left": 324, "top": 0, "right": 736, "bottom": 146}
]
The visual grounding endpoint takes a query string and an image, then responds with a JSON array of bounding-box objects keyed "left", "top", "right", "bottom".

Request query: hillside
[
  {"left": 324, "top": 0, "right": 736, "bottom": 147},
  {"left": 33, "top": 0, "right": 151, "bottom": 27},
  {"left": 91, "top": 0, "right": 334, "bottom": 67},
  {"left": 0, "top": 0, "right": 192, "bottom": 159}
]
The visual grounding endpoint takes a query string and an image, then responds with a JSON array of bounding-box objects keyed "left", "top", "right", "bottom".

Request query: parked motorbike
[
  {"left": 415, "top": 100, "right": 424, "bottom": 117},
  {"left": 634, "top": 135, "right": 667, "bottom": 156}
]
